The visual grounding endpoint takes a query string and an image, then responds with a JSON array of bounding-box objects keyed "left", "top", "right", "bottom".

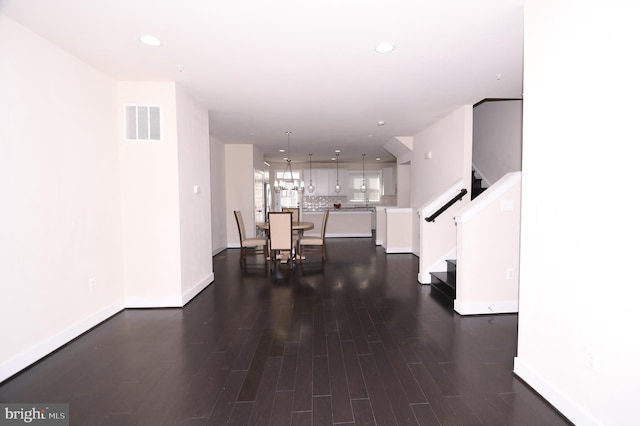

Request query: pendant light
[
  {"left": 360, "top": 153, "right": 367, "bottom": 193},
  {"left": 307, "top": 153, "right": 315, "bottom": 193},
  {"left": 334, "top": 153, "right": 341, "bottom": 193}
]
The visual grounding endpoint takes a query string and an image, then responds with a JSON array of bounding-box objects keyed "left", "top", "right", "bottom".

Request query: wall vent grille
[{"left": 125, "top": 105, "right": 161, "bottom": 141}]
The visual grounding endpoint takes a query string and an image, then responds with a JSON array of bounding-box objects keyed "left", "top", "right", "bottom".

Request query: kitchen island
[{"left": 303, "top": 208, "right": 373, "bottom": 238}]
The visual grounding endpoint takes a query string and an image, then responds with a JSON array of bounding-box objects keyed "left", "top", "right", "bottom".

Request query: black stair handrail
[{"left": 425, "top": 188, "right": 468, "bottom": 222}]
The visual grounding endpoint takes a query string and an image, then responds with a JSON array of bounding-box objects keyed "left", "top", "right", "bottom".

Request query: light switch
[{"left": 193, "top": 185, "right": 200, "bottom": 194}]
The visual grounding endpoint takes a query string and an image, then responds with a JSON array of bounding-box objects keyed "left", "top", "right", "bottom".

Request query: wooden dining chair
[
  {"left": 234, "top": 210, "right": 267, "bottom": 267},
  {"left": 298, "top": 209, "right": 330, "bottom": 261},
  {"left": 268, "top": 211, "right": 294, "bottom": 270}
]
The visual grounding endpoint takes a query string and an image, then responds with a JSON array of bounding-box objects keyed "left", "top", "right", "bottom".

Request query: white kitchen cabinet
[
  {"left": 311, "top": 169, "right": 330, "bottom": 195},
  {"left": 307, "top": 167, "right": 349, "bottom": 195}
]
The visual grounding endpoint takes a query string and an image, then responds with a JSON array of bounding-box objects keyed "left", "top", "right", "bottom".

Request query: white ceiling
[{"left": 1, "top": 0, "right": 524, "bottom": 164}]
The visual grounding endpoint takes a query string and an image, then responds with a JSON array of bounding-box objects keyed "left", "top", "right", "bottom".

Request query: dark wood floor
[{"left": 0, "top": 237, "right": 572, "bottom": 425}]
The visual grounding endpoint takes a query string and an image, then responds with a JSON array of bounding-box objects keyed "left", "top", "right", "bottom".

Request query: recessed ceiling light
[
  {"left": 377, "top": 120, "right": 385, "bottom": 126},
  {"left": 278, "top": 149, "right": 286, "bottom": 153},
  {"left": 334, "top": 149, "right": 341, "bottom": 153},
  {"left": 375, "top": 42, "right": 394, "bottom": 54},
  {"left": 376, "top": 157, "right": 381, "bottom": 161},
  {"left": 139, "top": 35, "right": 162, "bottom": 47}
]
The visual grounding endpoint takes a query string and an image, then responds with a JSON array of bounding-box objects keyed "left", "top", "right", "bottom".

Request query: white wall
[
  {"left": 516, "top": 1, "right": 640, "bottom": 425},
  {"left": 117, "top": 82, "right": 183, "bottom": 307},
  {"left": 413, "top": 105, "right": 473, "bottom": 267},
  {"left": 454, "top": 173, "right": 521, "bottom": 315},
  {"left": 472, "top": 100, "right": 522, "bottom": 184},
  {"left": 209, "top": 135, "right": 227, "bottom": 255},
  {"left": 175, "top": 86, "right": 214, "bottom": 303},
  {"left": 0, "top": 15, "right": 123, "bottom": 381},
  {"left": 225, "top": 144, "right": 258, "bottom": 246},
  {"left": 412, "top": 105, "right": 473, "bottom": 211},
  {"left": 396, "top": 164, "right": 411, "bottom": 207}
]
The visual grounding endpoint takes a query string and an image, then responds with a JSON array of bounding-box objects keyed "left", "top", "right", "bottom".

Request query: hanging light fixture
[
  {"left": 275, "top": 131, "right": 303, "bottom": 193},
  {"left": 334, "top": 152, "right": 341, "bottom": 193},
  {"left": 283, "top": 131, "right": 295, "bottom": 187},
  {"left": 360, "top": 153, "right": 367, "bottom": 193},
  {"left": 307, "top": 153, "right": 315, "bottom": 193}
]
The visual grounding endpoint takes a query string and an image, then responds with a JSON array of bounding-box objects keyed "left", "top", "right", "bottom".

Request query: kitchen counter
[{"left": 303, "top": 208, "right": 373, "bottom": 238}]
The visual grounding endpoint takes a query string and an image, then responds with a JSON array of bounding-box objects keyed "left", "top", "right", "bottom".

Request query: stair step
[
  {"left": 446, "top": 259, "right": 456, "bottom": 271},
  {"left": 430, "top": 271, "right": 456, "bottom": 300}
]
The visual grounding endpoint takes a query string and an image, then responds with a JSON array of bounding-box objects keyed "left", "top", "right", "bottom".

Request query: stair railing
[{"left": 425, "top": 188, "right": 468, "bottom": 222}]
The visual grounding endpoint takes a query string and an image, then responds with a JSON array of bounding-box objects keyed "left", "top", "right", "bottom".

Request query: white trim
[
  {"left": 384, "top": 247, "right": 413, "bottom": 254},
  {"left": 212, "top": 245, "right": 227, "bottom": 256},
  {"left": 182, "top": 273, "right": 214, "bottom": 305},
  {"left": 453, "top": 300, "right": 518, "bottom": 315},
  {"left": 513, "top": 357, "right": 601, "bottom": 426},
  {"left": 325, "top": 232, "right": 371, "bottom": 238},
  {"left": 385, "top": 207, "right": 413, "bottom": 214},
  {"left": 0, "top": 303, "right": 124, "bottom": 383},
  {"left": 418, "top": 272, "right": 432, "bottom": 284},
  {"left": 124, "top": 296, "right": 183, "bottom": 308}
]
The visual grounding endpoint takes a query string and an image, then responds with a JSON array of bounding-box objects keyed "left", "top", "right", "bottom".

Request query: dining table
[{"left": 257, "top": 220, "right": 314, "bottom": 235}]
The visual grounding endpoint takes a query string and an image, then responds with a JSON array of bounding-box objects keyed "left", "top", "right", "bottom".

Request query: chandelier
[{"left": 274, "top": 131, "right": 303, "bottom": 193}]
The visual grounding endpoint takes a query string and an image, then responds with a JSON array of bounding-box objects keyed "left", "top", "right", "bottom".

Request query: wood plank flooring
[{"left": 0, "top": 237, "right": 572, "bottom": 425}]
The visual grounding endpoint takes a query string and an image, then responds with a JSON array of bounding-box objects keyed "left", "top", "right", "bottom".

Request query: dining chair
[
  {"left": 268, "top": 211, "right": 294, "bottom": 270},
  {"left": 298, "top": 209, "right": 330, "bottom": 261},
  {"left": 282, "top": 207, "right": 301, "bottom": 242},
  {"left": 234, "top": 210, "right": 267, "bottom": 267}
]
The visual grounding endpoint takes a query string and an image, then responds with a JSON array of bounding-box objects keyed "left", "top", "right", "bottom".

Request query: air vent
[{"left": 125, "top": 105, "right": 161, "bottom": 141}]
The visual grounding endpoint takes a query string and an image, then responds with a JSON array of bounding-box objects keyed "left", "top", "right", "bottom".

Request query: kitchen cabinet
[
  {"left": 311, "top": 169, "right": 330, "bottom": 195},
  {"left": 310, "top": 168, "right": 348, "bottom": 195},
  {"left": 304, "top": 209, "right": 372, "bottom": 237}
]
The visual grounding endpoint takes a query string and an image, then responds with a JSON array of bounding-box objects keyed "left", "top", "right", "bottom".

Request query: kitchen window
[{"left": 348, "top": 170, "right": 381, "bottom": 203}]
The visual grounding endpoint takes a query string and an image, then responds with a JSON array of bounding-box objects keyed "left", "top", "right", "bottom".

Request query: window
[
  {"left": 348, "top": 170, "right": 381, "bottom": 203},
  {"left": 275, "top": 170, "right": 303, "bottom": 208}
]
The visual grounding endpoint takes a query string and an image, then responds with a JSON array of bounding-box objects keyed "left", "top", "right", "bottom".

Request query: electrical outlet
[
  {"left": 506, "top": 268, "right": 514, "bottom": 279},
  {"left": 88, "top": 277, "right": 96, "bottom": 292}
]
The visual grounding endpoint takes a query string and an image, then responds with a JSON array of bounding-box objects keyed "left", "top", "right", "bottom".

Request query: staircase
[
  {"left": 430, "top": 259, "right": 457, "bottom": 306},
  {"left": 428, "top": 169, "right": 488, "bottom": 306},
  {"left": 471, "top": 169, "right": 487, "bottom": 200}
]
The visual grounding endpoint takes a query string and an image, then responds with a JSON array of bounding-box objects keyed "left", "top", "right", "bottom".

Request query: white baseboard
[
  {"left": 513, "top": 357, "right": 600, "bottom": 426},
  {"left": 325, "top": 232, "right": 372, "bottom": 238},
  {"left": 453, "top": 300, "right": 518, "bottom": 315},
  {"left": 182, "top": 273, "right": 214, "bottom": 305},
  {"left": 212, "top": 246, "right": 227, "bottom": 256},
  {"left": 384, "top": 247, "right": 413, "bottom": 254},
  {"left": 0, "top": 302, "right": 123, "bottom": 383},
  {"left": 124, "top": 297, "right": 183, "bottom": 308},
  {"left": 417, "top": 272, "right": 432, "bottom": 284}
]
